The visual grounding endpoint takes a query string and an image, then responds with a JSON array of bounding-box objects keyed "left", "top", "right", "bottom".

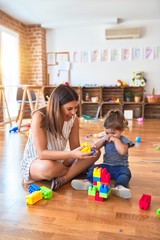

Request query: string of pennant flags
[{"left": 71, "top": 46, "right": 160, "bottom": 63}]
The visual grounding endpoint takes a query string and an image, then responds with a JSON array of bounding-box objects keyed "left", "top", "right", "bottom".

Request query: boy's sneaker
[
  {"left": 71, "top": 179, "right": 91, "bottom": 190},
  {"left": 112, "top": 185, "right": 132, "bottom": 199}
]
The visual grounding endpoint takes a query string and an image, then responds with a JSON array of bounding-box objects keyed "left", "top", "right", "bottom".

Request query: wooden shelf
[
  {"left": 80, "top": 86, "right": 146, "bottom": 119},
  {"left": 144, "top": 103, "right": 160, "bottom": 119},
  {"left": 42, "top": 85, "right": 160, "bottom": 119}
]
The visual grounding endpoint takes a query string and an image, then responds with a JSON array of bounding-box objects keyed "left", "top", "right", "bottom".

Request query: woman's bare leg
[
  {"left": 29, "top": 150, "right": 101, "bottom": 190},
  {"left": 29, "top": 159, "right": 68, "bottom": 181},
  {"left": 60, "top": 150, "right": 101, "bottom": 183},
  {"left": 63, "top": 158, "right": 75, "bottom": 167}
]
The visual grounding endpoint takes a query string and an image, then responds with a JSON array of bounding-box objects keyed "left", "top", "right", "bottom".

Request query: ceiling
[{"left": 0, "top": 0, "right": 160, "bottom": 29}]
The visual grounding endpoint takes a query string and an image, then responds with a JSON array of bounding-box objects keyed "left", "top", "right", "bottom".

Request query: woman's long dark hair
[{"left": 40, "top": 84, "right": 79, "bottom": 138}]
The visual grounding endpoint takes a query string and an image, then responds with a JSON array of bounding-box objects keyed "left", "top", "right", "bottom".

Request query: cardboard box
[{"left": 124, "top": 110, "right": 133, "bottom": 119}]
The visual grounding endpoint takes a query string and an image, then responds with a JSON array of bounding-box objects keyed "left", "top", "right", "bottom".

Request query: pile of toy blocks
[
  {"left": 88, "top": 167, "right": 112, "bottom": 202},
  {"left": 26, "top": 184, "right": 53, "bottom": 205}
]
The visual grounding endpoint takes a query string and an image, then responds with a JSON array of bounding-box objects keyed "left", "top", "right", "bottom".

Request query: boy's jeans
[{"left": 86, "top": 163, "right": 131, "bottom": 188}]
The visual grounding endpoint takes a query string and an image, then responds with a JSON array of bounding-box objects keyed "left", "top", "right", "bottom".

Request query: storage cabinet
[
  {"left": 102, "top": 86, "right": 123, "bottom": 103},
  {"left": 144, "top": 103, "right": 160, "bottom": 119},
  {"left": 42, "top": 85, "right": 160, "bottom": 119},
  {"left": 81, "top": 86, "right": 102, "bottom": 102},
  {"left": 123, "top": 86, "right": 145, "bottom": 118},
  {"left": 101, "top": 86, "right": 123, "bottom": 116},
  {"left": 81, "top": 86, "right": 102, "bottom": 118},
  {"left": 80, "top": 86, "right": 145, "bottom": 119}
]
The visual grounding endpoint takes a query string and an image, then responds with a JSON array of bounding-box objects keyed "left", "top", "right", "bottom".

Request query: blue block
[
  {"left": 28, "top": 184, "right": 41, "bottom": 193},
  {"left": 93, "top": 176, "right": 100, "bottom": 182},
  {"left": 90, "top": 148, "right": 96, "bottom": 156},
  {"left": 100, "top": 184, "right": 110, "bottom": 194},
  {"left": 9, "top": 126, "right": 18, "bottom": 133}
]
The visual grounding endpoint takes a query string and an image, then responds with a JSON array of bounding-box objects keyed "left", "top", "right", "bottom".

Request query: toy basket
[
  {"left": 145, "top": 95, "right": 160, "bottom": 103},
  {"left": 145, "top": 88, "right": 160, "bottom": 103}
]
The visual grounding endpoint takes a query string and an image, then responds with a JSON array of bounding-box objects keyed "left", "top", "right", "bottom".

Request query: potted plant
[
  {"left": 125, "top": 91, "right": 132, "bottom": 102},
  {"left": 134, "top": 93, "right": 142, "bottom": 103}
]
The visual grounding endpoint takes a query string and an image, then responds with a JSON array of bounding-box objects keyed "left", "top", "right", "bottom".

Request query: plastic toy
[
  {"left": 40, "top": 186, "right": 53, "bottom": 199},
  {"left": 157, "top": 209, "right": 160, "bottom": 215},
  {"left": 116, "top": 80, "right": 127, "bottom": 87},
  {"left": 130, "top": 71, "right": 147, "bottom": 87},
  {"left": 154, "top": 145, "right": 160, "bottom": 151},
  {"left": 124, "top": 119, "right": 128, "bottom": 126},
  {"left": 26, "top": 191, "right": 42, "bottom": 205},
  {"left": 9, "top": 126, "right": 18, "bottom": 133},
  {"left": 81, "top": 142, "right": 95, "bottom": 155},
  {"left": 81, "top": 142, "right": 91, "bottom": 153},
  {"left": 27, "top": 184, "right": 52, "bottom": 204},
  {"left": 88, "top": 167, "right": 111, "bottom": 202},
  {"left": 139, "top": 194, "right": 151, "bottom": 210},
  {"left": 28, "top": 184, "right": 41, "bottom": 194},
  {"left": 136, "top": 136, "right": 141, "bottom": 142},
  {"left": 82, "top": 114, "right": 91, "bottom": 120},
  {"left": 137, "top": 117, "right": 144, "bottom": 122},
  {"left": 64, "top": 82, "right": 70, "bottom": 86}
]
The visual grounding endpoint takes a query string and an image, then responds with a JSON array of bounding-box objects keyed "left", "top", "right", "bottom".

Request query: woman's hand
[{"left": 71, "top": 146, "right": 98, "bottom": 160}]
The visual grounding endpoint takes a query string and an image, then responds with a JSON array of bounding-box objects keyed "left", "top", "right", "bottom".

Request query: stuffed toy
[
  {"left": 130, "top": 71, "right": 147, "bottom": 87},
  {"left": 116, "top": 79, "right": 127, "bottom": 87}
]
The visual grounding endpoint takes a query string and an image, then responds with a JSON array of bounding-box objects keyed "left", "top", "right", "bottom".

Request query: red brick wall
[
  {"left": 0, "top": 10, "right": 47, "bottom": 85},
  {"left": 26, "top": 25, "right": 47, "bottom": 85}
]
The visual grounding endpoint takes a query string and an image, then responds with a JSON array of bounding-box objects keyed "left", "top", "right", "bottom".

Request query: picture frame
[
  {"left": 47, "top": 52, "right": 56, "bottom": 65},
  {"left": 55, "top": 52, "right": 70, "bottom": 64}
]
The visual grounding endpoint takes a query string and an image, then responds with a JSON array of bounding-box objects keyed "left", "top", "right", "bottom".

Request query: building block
[
  {"left": 95, "top": 192, "right": 104, "bottom": 202},
  {"left": 88, "top": 185, "right": 98, "bottom": 196},
  {"left": 93, "top": 176, "right": 100, "bottom": 182},
  {"left": 100, "top": 184, "right": 110, "bottom": 194},
  {"left": 99, "top": 184, "right": 111, "bottom": 199},
  {"left": 101, "top": 168, "right": 107, "bottom": 178},
  {"left": 96, "top": 182, "right": 101, "bottom": 187},
  {"left": 9, "top": 126, "right": 18, "bottom": 133},
  {"left": 157, "top": 209, "right": 160, "bottom": 215},
  {"left": 81, "top": 142, "right": 95, "bottom": 155},
  {"left": 101, "top": 173, "right": 111, "bottom": 186},
  {"left": 88, "top": 195, "right": 96, "bottom": 200},
  {"left": 40, "top": 186, "right": 53, "bottom": 199},
  {"left": 88, "top": 167, "right": 111, "bottom": 202},
  {"left": 93, "top": 167, "right": 102, "bottom": 178},
  {"left": 99, "top": 188, "right": 111, "bottom": 199},
  {"left": 139, "top": 194, "right": 151, "bottom": 210},
  {"left": 26, "top": 191, "right": 42, "bottom": 205},
  {"left": 81, "top": 142, "right": 91, "bottom": 153},
  {"left": 28, "top": 184, "right": 41, "bottom": 194}
]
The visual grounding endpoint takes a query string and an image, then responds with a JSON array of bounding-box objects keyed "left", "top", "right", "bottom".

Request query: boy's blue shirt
[{"left": 103, "top": 135, "right": 134, "bottom": 167}]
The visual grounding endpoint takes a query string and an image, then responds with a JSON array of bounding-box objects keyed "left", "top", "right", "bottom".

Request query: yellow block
[
  {"left": 81, "top": 142, "right": 91, "bottom": 153},
  {"left": 26, "top": 191, "right": 42, "bottom": 205}
]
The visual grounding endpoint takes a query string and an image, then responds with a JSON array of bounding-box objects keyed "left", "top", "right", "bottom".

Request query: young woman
[
  {"left": 71, "top": 109, "right": 134, "bottom": 199},
  {"left": 21, "top": 84, "right": 100, "bottom": 190}
]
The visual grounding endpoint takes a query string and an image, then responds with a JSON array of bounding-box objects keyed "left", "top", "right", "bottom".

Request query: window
[{"left": 0, "top": 25, "right": 20, "bottom": 120}]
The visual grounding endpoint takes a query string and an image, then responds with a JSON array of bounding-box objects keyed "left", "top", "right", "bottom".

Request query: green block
[
  {"left": 40, "top": 186, "right": 53, "bottom": 199},
  {"left": 100, "top": 188, "right": 112, "bottom": 199},
  {"left": 88, "top": 185, "right": 98, "bottom": 196},
  {"left": 157, "top": 208, "right": 160, "bottom": 215}
]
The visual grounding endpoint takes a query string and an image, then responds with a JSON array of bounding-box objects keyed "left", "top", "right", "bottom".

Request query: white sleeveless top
[{"left": 21, "top": 113, "right": 76, "bottom": 183}]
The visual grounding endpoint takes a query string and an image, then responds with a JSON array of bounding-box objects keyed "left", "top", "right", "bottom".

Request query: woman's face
[{"left": 61, "top": 100, "right": 79, "bottom": 121}]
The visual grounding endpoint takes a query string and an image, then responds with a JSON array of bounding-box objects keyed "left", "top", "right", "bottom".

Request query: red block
[
  {"left": 95, "top": 191, "right": 104, "bottom": 202},
  {"left": 139, "top": 194, "right": 151, "bottom": 210}
]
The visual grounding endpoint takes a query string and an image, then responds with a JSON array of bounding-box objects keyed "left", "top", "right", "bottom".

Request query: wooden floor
[{"left": 0, "top": 119, "right": 160, "bottom": 240}]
